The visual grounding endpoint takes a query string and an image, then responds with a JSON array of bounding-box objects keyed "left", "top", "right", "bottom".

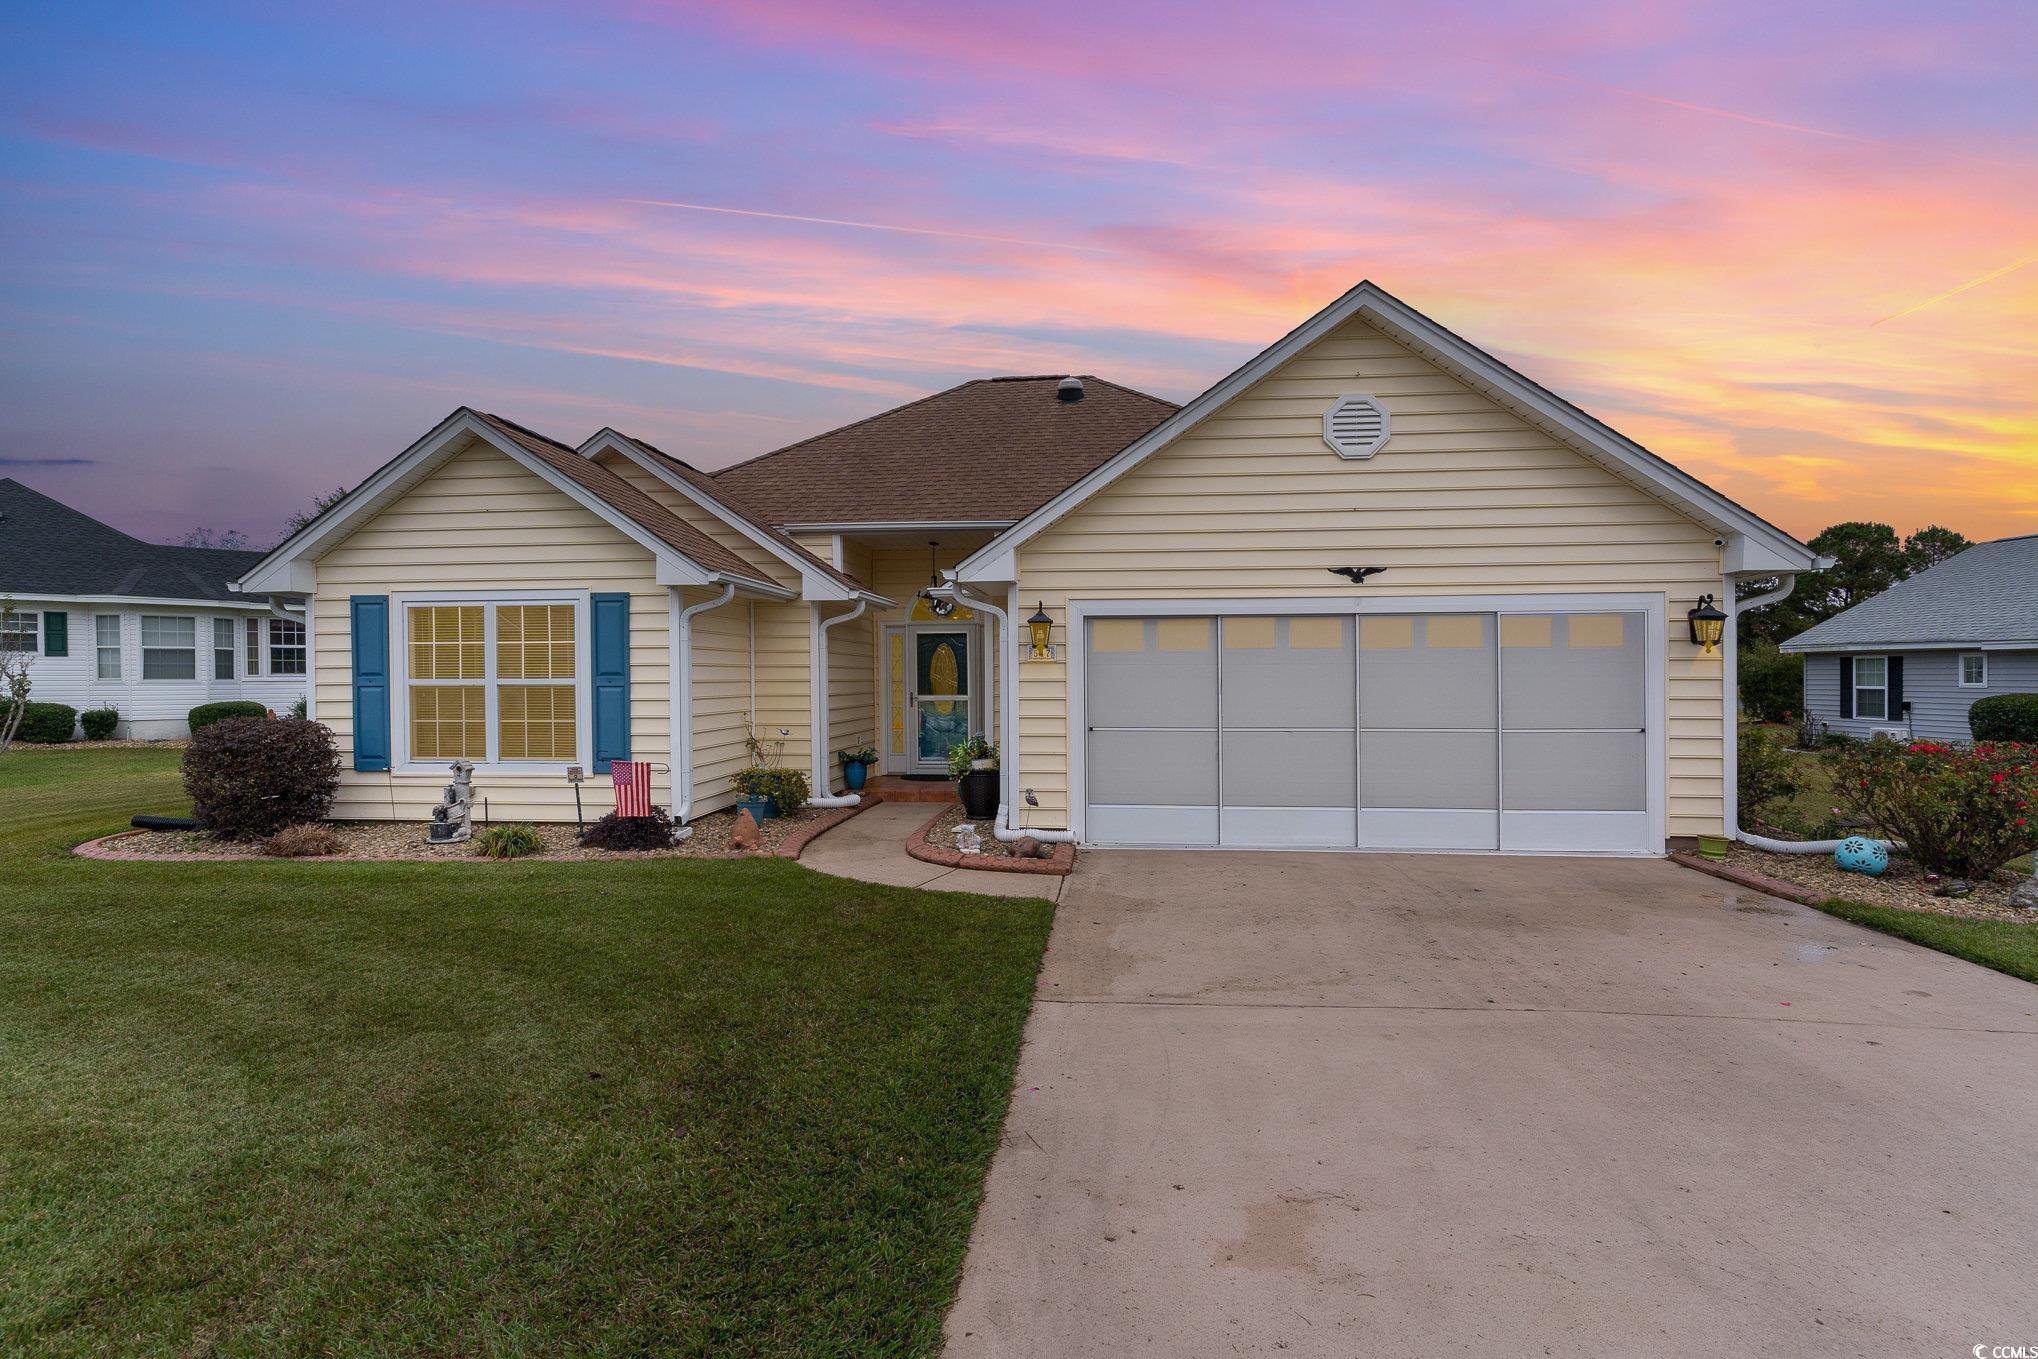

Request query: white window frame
[
  {"left": 268, "top": 616, "right": 307, "bottom": 676},
  {"left": 390, "top": 590, "right": 591, "bottom": 775},
  {"left": 140, "top": 614, "right": 198, "bottom": 681},
  {"left": 213, "top": 617, "right": 238, "bottom": 680},
  {"left": 96, "top": 613, "right": 123, "bottom": 680},
  {"left": 1852, "top": 654, "right": 1889, "bottom": 720},
  {"left": 1, "top": 608, "right": 39, "bottom": 654},
  {"left": 245, "top": 617, "right": 263, "bottom": 677},
  {"left": 1958, "top": 652, "right": 1988, "bottom": 688}
]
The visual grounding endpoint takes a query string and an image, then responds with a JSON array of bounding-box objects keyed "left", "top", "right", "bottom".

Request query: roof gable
[
  {"left": 710, "top": 375, "right": 1177, "bottom": 527},
  {"left": 237, "top": 409, "right": 786, "bottom": 596},
  {"left": 1781, "top": 535, "right": 2038, "bottom": 652},
  {"left": 954, "top": 283, "right": 1821, "bottom": 583}
]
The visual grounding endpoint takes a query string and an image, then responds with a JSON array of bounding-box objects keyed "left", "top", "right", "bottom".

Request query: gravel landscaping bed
[
  {"left": 100, "top": 805, "right": 846, "bottom": 861},
  {"left": 1726, "top": 843, "right": 2037, "bottom": 922},
  {"left": 925, "top": 804, "right": 1018, "bottom": 858}
]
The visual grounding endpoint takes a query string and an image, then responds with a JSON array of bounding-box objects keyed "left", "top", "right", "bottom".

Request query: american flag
[{"left": 613, "top": 760, "right": 652, "bottom": 817}]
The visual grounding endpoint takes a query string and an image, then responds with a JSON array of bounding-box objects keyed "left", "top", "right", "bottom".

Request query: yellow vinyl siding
[
  {"left": 825, "top": 604, "right": 875, "bottom": 791},
  {"left": 1015, "top": 314, "right": 1727, "bottom": 839},
  {"left": 684, "top": 588, "right": 751, "bottom": 817},
  {"left": 750, "top": 599, "right": 811, "bottom": 784},
  {"left": 312, "top": 438, "right": 671, "bottom": 821}
]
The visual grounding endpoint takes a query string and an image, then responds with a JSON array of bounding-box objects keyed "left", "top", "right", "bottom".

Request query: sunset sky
[{"left": 2, "top": 0, "right": 2033, "bottom": 547}]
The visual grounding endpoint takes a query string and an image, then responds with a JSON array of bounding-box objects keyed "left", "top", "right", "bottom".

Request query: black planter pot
[{"left": 956, "top": 768, "right": 1000, "bottom": 819}]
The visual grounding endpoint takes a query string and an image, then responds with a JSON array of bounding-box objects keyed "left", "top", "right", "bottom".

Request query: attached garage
[{"left": 1075, "top": 598, "right": 1663, "bottom": 854}]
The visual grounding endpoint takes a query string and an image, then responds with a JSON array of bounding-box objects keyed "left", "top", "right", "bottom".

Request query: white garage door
[{"left": 1083, "top": 609, "right": 1651, "bottom": 853}]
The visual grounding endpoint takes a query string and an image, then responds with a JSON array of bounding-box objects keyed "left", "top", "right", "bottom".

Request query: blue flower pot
[
  {"left": 736, "top": 794, "right": 775, "bottom": 823},
  {"left": 843, "top": 760, "right": 869, "bottom": 791}
]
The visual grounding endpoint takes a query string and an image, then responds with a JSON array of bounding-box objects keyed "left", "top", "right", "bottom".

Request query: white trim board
[
  {"left": 1066, "top": 592, "right": 1668, "bottom": 856},
  {"left": 953, "top": 281, "right": 1821, "bottom": 585}
]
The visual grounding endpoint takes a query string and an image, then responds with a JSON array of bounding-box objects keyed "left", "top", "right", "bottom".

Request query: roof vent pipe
[{"left": 1056, "top": 377, "right": 1084, "bottom": 403}]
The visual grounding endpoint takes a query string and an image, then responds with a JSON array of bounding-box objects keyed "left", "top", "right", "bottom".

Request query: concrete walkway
[
  {"left": 944, "top": 850, "right": 2038, "bottom": 1358},
  {"left": 800, "top": 801, "right": 1066, "bottom": 900}
]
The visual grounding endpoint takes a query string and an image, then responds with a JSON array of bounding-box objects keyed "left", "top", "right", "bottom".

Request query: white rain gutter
[
  {"left": 266, "top": 598, "right": 307, "bottom": 624},
  {"left": 807, "top": 598, "right": 871, "bottom": 808},
  {"left": 1729, "top": 572, "right": 1896, "bottom": 855},
  {"left": 672, "top": 583, "right": 738, "bottom": 827},
  {"left": 939, "top": 582, "right": 1077, "bottom": 845}
]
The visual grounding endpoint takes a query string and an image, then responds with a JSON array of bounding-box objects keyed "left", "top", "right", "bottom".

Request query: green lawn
[
  {"left": 1816, "top": 899, "right": 2038, "bottom": 986},
  {"left": 0, "top": 746, "right": 1054, "bottom": 1357}
]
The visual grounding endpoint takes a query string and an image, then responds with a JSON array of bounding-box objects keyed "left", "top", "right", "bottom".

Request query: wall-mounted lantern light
[
  {"left": 1026, "top": 602, "right": 1054, "bottom": 660},
  {"left": 1687, "top": 594, "right": 1727, "bottom": 654}
]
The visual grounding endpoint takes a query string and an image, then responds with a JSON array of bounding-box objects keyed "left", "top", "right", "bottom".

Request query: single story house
[
  {"left": 1780, "top": 533, "right": 2038, "bottom": 741},
  {"left": 236, "top": 282, "right": 1823, "bottom": 853},
  {"left": 1, "top": 478, "right": 308, "bottom": 738}
]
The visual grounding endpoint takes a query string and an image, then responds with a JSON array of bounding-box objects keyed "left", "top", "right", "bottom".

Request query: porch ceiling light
[
  {"left": 1026, "top": 602, "right": 1054, "bottom": 660},
  {"left": 1687, "top": 594, "right": 1727, "bottom": 654},
  {"left": 921, "top": 540, "right": 955, "bottom": 616}
]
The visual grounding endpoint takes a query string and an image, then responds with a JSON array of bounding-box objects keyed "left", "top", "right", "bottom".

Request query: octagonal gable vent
[{"left": 1323, "top": 394, "right": 1390, "bottom": 460}]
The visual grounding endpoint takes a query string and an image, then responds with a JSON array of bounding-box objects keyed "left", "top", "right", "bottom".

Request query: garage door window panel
[
  {"left": 1501, "top": 614, "right": 1644, "bottom": 730},
  {"left": 1358, "top": 615, "right": 1496, "bottom": 728}
]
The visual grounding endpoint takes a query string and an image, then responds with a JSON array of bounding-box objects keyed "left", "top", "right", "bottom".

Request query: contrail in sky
[
  {"left": 1874, "top": 255, "right": 2036, "bottom": 325},
  {"left": 626, "top": 198, "right": 1113, "bottom": 254}
]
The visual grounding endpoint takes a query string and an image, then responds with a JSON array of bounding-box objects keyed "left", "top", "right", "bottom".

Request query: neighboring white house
[{"left": 0, "top": 478, "right": 307, "bottom": 738}]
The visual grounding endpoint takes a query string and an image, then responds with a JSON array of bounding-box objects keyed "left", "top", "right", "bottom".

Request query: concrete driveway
[{"left": 944, "top": 852, "right": 2038, "bottom": 1358}]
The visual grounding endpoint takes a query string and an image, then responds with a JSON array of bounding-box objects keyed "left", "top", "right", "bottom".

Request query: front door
[{"left": 911, "top": 628, "right": 972, "bottom": 773}]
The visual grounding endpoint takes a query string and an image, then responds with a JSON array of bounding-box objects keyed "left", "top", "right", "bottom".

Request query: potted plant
[
  {"left": 947, "top": 735, "right": 1000, "bottom": 819},
  {"left": 837, "top": 745, "right": 878, "bottom": 791},
  {"left": 731, "top": 766, "right": 778, "bottom": 821}
]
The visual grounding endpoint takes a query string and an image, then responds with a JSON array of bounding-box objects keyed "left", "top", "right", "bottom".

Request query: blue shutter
[
  {"left": 350, "top": 595, "right": 391, "bottom": 771},
  {"left": 591, "top": 592, "right": 630, "bottom": 772},
  {"left": 42, "top": 611, "right": 67, "bottom": 657},
  {"left": 1888, "top": 656, "right": 1905, "bottom": 722}
]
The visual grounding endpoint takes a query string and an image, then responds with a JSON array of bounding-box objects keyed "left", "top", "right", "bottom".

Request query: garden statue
[
  {"left": 426, "top": 760, "right": 476, "bottom": 844},
  {"left": 728, "top": 808, "right": 763, "bottom": 853},
  {"left": 953, "top": 822, "right": 982, "bottom": 855},
  {"left": 1833, "top": 836, "right": 1888, "bottom": 877}
]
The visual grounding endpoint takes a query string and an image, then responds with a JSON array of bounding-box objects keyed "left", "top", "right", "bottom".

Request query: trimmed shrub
[
  {"left": 1737, "top": 640, "right": 1802, "bottom": 724},
  {"left": 1, "top": 700, "right": 77, "bottom": 743},
  {"left": 183, "top": 717, "right": 340, "bottom": 840},
  {"left": 1827, "top": 738, "right": 2038, "bottom": 878},
  {"left": 1970, "top": 693, "right": 2038, "bottom": 743},
  {"left": 263, "top": 823, "right": 344, "bottom": 858},
  {"left": 730, "top": 766, "right": 810, "bottom": 815},
  {"left": 475, "top": 824, "right": 545, "bottom": 860},
  {"left": 289, "top": 696, "right": 308, "bottom": 719},
  {"left": 580, "top": 806, "right": 678, "bottom": 851},
  {"left": 79, "top": 707, "right": 120, "bottom": 741},
  {"left": 188, "top": 700, "right": 267, "bottom": 733},
  {"left": 1738, "top": 725, "right": 1804, "bottom": 824}
]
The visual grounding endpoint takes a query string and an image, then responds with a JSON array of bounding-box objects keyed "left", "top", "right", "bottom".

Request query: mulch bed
[
  {"left": 1682, "top": 843, "right": 2038, "bottom": 923},
  {"left": 904, "top": 804, "right": 1074, "bottom": 876},
  {"left": 77, "top": 799, "right": 875, "bottom": 863}
]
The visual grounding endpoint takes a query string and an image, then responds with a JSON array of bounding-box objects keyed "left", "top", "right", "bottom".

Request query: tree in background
[
  {"left": 171, "top": 527, "right": 253, "bottom": 550},
  {"left": 1901, "top": 524, "right": 1971, "bottom": 575},
  {"left": 281, "top": 486, "right": 348, "bottom": 541}
]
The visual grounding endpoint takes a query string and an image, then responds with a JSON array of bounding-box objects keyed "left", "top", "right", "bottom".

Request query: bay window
[
  {"left": 269, "top": 617, "right": 306, "bottom": 675},
  {"left": 404, "top": 599, "right": 580, "bottom": 765},
  {"left": 213, "top": 618, "right": 237, "bottom": 679},
  {"left": 141, "top": 615, "right": 197, "bottom": 679},
  {"left": 1852, "top": 655, "right": 1888, "bottom": 720},
  {"left": 96, "top": 614, "right": 122, "bottom": 680}
]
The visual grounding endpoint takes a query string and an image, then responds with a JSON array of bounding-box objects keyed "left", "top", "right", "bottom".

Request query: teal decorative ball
[{"left": 1834, "top": 837, "right": 1888, "bottom": 876}]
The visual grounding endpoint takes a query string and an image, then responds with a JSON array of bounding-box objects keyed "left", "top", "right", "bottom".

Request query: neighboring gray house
[
  {"left": 1781, "top": 534, "right": 2038, "bottom": 741},
  {"left": 0, "top": 478, "right": 307, "bottom": 738}
]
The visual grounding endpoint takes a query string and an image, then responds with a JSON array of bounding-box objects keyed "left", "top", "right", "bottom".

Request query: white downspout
[
  {"left": 808, "top": 598, "right": 870, "bottom": 807},
  {"left": 1730, "top": 573, "right": 1895, "bottom": 854},
  {"left": 672, "top": 582, "right": 737, "bottom": 829},
  {"left": 942, "top": 582, "right": 1076, "bottom": 844}
]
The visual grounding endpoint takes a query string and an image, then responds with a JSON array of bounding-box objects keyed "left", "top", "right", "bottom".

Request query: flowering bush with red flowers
[{"left": 1826, "top": 737, "right": 2038, "bottom": 878}]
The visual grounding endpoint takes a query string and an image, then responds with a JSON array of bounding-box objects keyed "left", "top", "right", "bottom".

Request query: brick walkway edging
[
  {"left": 903, "top": 803, "right": 1076, "bottom": 876},
  {"left": 69, "top": 795, "right": 881, "bottom": 864},
  {"left": 1667, "top": 851, "right": 1823, "bottom": 905}
]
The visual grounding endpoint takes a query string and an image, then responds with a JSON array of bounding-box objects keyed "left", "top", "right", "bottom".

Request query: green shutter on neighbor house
[
  {"left": 1838, "top": 656, "right": 1854, "bottom": 719},
  {"left": 42, "top": 611, "right": 67, "bottom": 657},
  {"left": 590, "top": 592, "right": 630, "bottom": 773}
]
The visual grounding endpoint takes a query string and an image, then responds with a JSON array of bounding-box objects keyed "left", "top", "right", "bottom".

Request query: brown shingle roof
[
  {"left": 611, "top": 433, "right": 865, "bottom": 591},
  {"left": 471, "top": 411, "right": 778, "bottom": 588},
  {"left": 710, "top": 376, "right": 1178, "bottom": 526}
]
